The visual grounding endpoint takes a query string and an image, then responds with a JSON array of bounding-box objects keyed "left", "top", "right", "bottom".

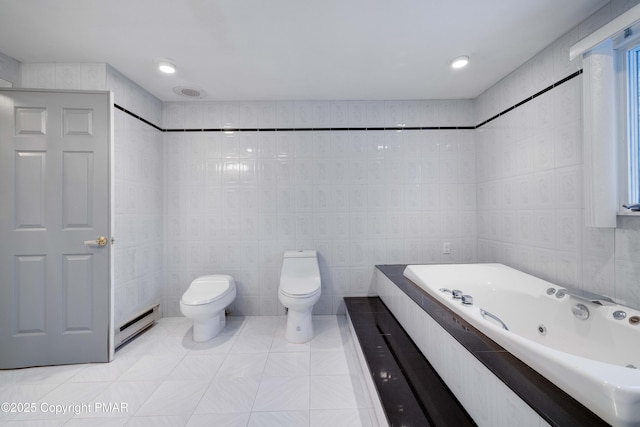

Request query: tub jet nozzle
[{"left": 571, "top": 303, "right": 590, "bottom": 320}]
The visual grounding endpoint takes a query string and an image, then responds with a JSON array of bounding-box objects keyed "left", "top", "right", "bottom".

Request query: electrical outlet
[{"left": 443, "top": 242, "right": 451, "bottom": 254}]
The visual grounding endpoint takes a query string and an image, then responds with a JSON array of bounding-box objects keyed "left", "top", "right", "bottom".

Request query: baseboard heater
[{"left": 114, "top": 304, "right": 160, "bottom": 350}]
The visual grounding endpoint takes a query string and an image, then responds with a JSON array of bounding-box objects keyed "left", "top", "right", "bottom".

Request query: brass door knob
[{"left": 84, "top": 236, "right": 108, "bottom": 247}]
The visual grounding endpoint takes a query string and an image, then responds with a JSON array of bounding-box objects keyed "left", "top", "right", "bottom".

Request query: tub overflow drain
[
  {"left": 537, "top": 325, "right": 547, "bottom": 335},
  {"left": 630, "top": 316, "right": 640, "bottom": 325}
]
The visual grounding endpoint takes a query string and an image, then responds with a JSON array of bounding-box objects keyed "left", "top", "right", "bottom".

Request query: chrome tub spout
[{"left": 560, "top": 288, "right": 616, "bottom": 306}]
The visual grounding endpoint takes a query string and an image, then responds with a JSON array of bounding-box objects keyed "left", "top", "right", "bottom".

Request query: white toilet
[
  {"left": 278, "top": 250, "right": 321, "bottom": 343},
  {"left": 180, "top": 275, "right": 236, "bottom": 342}
]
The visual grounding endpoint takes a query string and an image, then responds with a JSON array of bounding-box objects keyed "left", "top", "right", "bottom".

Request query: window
[
  {"left": 614, "top": 26, "right": 640, "bottom": 210},
  {"left": 626, "top": 44, "right": 640, "bottom": 205},
  {"left": 571, "top": 5, "right": 640, "bottom": 225}
]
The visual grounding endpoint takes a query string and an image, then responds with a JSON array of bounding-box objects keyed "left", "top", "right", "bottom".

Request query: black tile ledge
[
  {"left": 345, "top": 296, "right": 476, "bottom": 427},
  {"left": 375, "top": 264, "right": 608, "bottom": 427}
]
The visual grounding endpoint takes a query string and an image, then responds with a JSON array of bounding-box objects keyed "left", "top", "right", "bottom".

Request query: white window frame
[
  {"left": 572, "top": 4, "right": 640, "bottom": 225},
  {"left": 626, "top": 45, "right": 639, "bottom": 204},
  {"left": 615, "top": 26, "right": 640, "bottom": 213}
]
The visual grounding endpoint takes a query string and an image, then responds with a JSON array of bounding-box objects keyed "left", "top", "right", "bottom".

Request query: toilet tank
[{"left": 280, "top": 250, "right": 321, "bottom": 294}]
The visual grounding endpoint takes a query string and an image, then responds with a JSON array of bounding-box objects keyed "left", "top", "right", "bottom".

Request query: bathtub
[{"left": 403, "top": 263, "right": 640, "bottom": 427}]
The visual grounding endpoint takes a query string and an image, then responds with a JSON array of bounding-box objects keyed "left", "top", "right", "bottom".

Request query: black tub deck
[{"left": 344, "top": 265, "right": 608, "bottom": 427}]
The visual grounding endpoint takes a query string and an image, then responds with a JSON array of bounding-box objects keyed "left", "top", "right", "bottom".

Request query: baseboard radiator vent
[{"left": 114, "top": 304, "right": 160, "bottom": 350}]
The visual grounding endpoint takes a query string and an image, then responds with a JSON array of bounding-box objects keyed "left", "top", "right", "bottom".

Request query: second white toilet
[{"left": 278, "top": 250, "right": 321, "bottom": 343}]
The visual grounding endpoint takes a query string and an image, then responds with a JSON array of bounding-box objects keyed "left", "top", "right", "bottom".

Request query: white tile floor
[{"left": 0, "top": 315, "right": 376, "bottom": 426}]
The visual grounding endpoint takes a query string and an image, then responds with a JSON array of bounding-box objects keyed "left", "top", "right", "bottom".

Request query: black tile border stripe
[
  {"left": 160, "top": 125, "right": 477, "bottom": 132},
  {"left": 113, "top": 104, "right": 163, "bottom": 132},
  {"left": 114, "top": 69, "right": 583, "bottom": 133},
  {"left": 475, "top": 69, "right": 583, "bottom": 128}
]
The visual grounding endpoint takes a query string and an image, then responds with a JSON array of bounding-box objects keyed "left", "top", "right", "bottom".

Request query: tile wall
[
  {"left": 4, "top": 0, "right": 640, "bottom": 319},
  {"left": 161, "top": 101, "right": 477, "bottom": 316},
  {"left": 0, "top": 52, "right": 20, "bottom": 86},
  {"left": 475, "top": 0, "right": 640, "bottom": 308},
  {"left": 107, "top": 67, "right": 164, "bottom": 325}
]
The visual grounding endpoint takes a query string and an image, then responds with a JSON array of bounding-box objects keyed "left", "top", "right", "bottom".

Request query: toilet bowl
[
  {"left": 278, "top": 250, "right": 321, "bottom": 343},
  {"left": 180, "top": 275, "right": 236, "bottom": 342}
]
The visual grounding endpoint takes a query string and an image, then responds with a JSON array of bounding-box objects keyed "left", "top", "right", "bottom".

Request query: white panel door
[{"left": 0, "top": 89, "right": 111, "bottom": 368}]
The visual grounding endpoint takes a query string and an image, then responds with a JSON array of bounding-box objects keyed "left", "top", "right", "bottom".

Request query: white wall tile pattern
[
  {"left": 162, "top": 101, "right": 476, "bottom": 316},
  {"left": 0, "top": 51, "right": 20, "bottom": 86},
  {"left": 474, "top": 0, "right": 640, "bottom": 307},
  {"left": 5, "top": 0, "right": 640, "bottom": 321}
]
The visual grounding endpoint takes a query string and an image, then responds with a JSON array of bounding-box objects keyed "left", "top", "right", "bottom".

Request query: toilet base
[
  {"left": 285, "top": 308, "right": 314, "bottom": 343},
  {"left": 192, "top": 311, "right": 225, "bottom": 342}
]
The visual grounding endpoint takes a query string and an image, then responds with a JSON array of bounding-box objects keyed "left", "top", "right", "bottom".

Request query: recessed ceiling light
[
  {"left": 154, "top": 58, "right": 177, "bottom": 74},
  {"left": 450, "top": 56, "right": 469, "bottom": 69},
  {"left": 158, "top": 61, "right": 176, "bottom": 74}
]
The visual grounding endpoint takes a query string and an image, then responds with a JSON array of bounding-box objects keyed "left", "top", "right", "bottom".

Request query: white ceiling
[{"left": 0, "top": 0, "right": 608, "bottom": 102}]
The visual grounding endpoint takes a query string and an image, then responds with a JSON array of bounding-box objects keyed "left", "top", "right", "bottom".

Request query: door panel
[
  {"left": 62, "top": 151, "right": 93, "bottom": 228},
  {"left": 62, "top": 253, "right": 94, "bottom": 332},
  {"left": 14, "top": 107, "right": 47, "bottom": 135},
  {"left": 14, "top": 151, "right": 47, "bottom": 229},
  {"left": 14, "top": 254, "right": 47, "bottom": 335},
  {"left": 0, "top": 88, "right": 111, "bottom": 368}
]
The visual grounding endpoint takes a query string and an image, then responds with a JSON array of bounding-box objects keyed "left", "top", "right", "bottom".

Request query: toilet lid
[
  {"left": 182, "top": 276, "right": 234, "bottom": 305},
  {"left": 280, "top": 286, "right": 321, "bottom": 298},
  {"left": 280, "top": 276, "right": 321, "bottom": 296}
]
